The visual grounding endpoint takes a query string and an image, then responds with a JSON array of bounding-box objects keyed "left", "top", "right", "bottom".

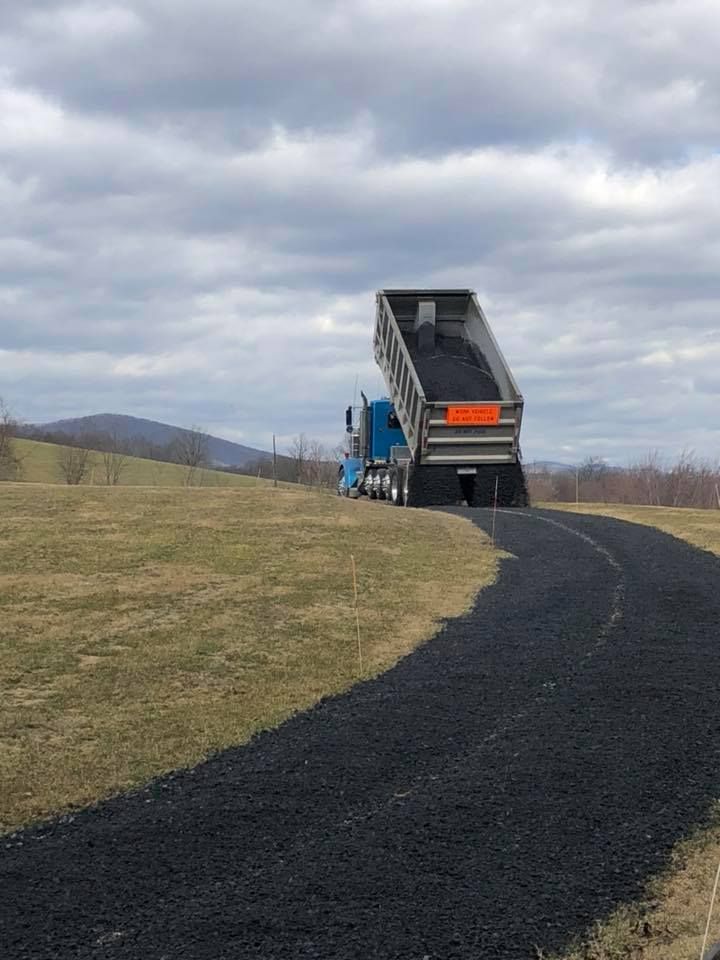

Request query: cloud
[
  {"left": 5, "top": 0, "right": 720, "bottom": 160},
  {"left": 0, "top": 1, "right": 719, "bottom": 462}
]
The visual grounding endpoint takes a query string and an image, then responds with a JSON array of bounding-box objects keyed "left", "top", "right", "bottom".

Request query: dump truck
[{"left": 337, "top": 289, "right": 528, "bottom": 507}]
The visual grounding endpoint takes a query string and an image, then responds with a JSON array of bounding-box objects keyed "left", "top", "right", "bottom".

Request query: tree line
[
  {"left": 219, "top": 434, "right": 343, "bottom": 487},
  {"left": 527, "top": 452, "right": 720, "bottom": 510}
]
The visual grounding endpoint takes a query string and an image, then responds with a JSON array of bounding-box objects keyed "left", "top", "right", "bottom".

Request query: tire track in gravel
[
  {"left": 3, "top": 508, "right": 720, "bottom": 960},
  {"left": 500, "top": 509, "right": 627, "bottom": 650}
]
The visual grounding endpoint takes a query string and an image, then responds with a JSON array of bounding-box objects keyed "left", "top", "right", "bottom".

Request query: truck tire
[
  {"left": 368, "top": 470, "right": 378, "bottom": 499},
  {"left": 378, "top": 470, "right": 388, "bottom": 500},
  {"left": 389, "top": 466, "right": 403, "bottom": 506},
  {"left": 337, "top": 469, "right": 349, "bottom": 497},
  {"left": 402, "top": 466, "right": 412, "bottom": 506}
]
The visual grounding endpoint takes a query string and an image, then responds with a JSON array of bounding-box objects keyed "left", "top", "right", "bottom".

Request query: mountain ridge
[{"left": 31, "top": 414, "right": 269, "bottom": 467}]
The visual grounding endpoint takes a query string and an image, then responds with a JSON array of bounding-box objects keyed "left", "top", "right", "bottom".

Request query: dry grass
[
  {"left": 0, "top": 482, "right": 496, "bottom": 833},
  {"left": 13, "top": 437, "right": 257, "bottom": 487},
  {"left": 541, "top": 502, "right": 720, "bottom": 960}
]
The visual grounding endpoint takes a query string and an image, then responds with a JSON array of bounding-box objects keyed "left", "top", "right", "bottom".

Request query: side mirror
[{"left": 345, "top": 406, "right": 353, "bottom": 429}]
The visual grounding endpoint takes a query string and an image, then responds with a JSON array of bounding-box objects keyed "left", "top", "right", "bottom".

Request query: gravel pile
[
  {"left": 405, "top": 334, "right": 501, "bottom": 402},
  {"left": 469, "top": 462, "right": 528, "bottom": 507},
  {"left": 406, "top": 463, "right": 528, "bottom": 507},
  {"left": 4, "top": 511, "right": 720, "bottom": 959}
]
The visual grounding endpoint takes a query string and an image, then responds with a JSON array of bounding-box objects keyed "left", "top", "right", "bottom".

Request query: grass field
[
  {"left": 544, "top": 502, "right": 720, "bottom": 960},
  {"left": 0, "top": 482, "right": 496, "bottom": 833},
  {"left": 13, "top": 437, "right": 256, "bottom": 487}
]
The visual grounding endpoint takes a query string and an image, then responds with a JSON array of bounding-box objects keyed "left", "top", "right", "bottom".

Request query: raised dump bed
[{"left": 373, "top": 289, "right": 527, "bottom": 506}]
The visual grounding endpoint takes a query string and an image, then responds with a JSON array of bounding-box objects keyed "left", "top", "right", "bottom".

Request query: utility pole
[
  {"left": 575, "top": 467, "right": 579, "bottom": 505},
  {"left": 272, "top": 434, "right": 277, "bottom": 488}
]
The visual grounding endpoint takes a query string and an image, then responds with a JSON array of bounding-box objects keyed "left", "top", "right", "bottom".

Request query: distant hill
[
  {"left": 525, "top": 460, "right": 576, "bottom": 473},
  {"left": 31, "top": 414, "right": 269, "bottom": 468}
]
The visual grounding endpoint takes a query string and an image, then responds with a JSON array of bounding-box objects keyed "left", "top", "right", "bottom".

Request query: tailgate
[{"left": 420, "top": 400, "right": 523, "bottom": 464}]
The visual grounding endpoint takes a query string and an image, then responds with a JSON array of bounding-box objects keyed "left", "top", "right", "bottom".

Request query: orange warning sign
[{"left": 446, "top": 405, "right": 501, "bottom": 426}]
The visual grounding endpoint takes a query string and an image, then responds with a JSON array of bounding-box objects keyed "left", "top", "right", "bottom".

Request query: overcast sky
[{"left": 1, "top": 0, "right": 719, "bottom": 462}]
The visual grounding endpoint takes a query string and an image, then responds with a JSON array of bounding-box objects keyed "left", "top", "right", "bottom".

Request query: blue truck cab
[{"left": 338, "top": 394, "right": 408, "bottom": 500}]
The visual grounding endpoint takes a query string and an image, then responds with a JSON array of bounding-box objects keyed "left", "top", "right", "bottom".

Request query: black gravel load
[
  {"left": 406, "top": 462, "right": 528, "bottom": 507},
  {"left": 400, "top": 326, "right": 524, "bottom": 507},
  {"left": 469, "top": 462, "right": 529, "bottom": 507},
  {"left": 405, "top": 464, "right": 467, "bottom": 506},
  {"left": 405, "top": 334, "right": 501, "bottom": 402},
  {"left": 5, "top": 510, "right": 720, "bottom": 959}
]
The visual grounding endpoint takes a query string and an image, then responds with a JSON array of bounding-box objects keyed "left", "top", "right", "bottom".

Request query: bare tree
[
  {"left": 315, "top": 440, "right": 344, "bottom": 487},
  {"left": 172, "top": 426, "right": 210, "bottom": 486},
  {"left": 578, "top": 456, "right": 609, "bottom": 482},
  {"left": 56, "top": 444, "right": 93, "bottom": 485},
  {"left": 528, "top": 449, "right": 720, "bottom": 510},
  {"left": 288, "top": 433, "right": 309, "bottom": 484},
  {"left": 286, "top": 434, "right": 340, "bottom": 487},
  {"left": 526, "top": 469, "right": 557, "bottom": 503},
  {"left": 626, "top": 450, "right": 663, "bottom": 506},
  {"left": 100, "top": 433, "right": 130, "bottom": 485},
  {"left": 666, "top": 448, "right": 696, "bottom": 507},
  {"left": 305, "top": 438, "right": 326, "bottom": 486},
  {"left": 285, "top": 435, "right": 343, "bottom": 488},
  {"left": 0, "top": 398, "right": 22, "bottom": 481}
]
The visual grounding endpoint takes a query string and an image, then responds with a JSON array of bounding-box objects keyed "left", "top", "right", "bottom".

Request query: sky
[{"left": 1, "top": 0, "right": 719, "bottom": 462}]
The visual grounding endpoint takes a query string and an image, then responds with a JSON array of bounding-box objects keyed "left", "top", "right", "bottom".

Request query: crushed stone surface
[
  {"left": 406, "top": 463, "right": 528, "bottom": 507},
  {"left": 405, "top": 334, "right": 501, "bottom": 403},
  {"left": 3, "top": 509, "right": 720, "bottom": 959}
]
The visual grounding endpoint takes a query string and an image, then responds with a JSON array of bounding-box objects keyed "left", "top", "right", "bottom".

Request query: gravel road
[{"left": 4, "top": 508, "right": 720, "bottom": 960}]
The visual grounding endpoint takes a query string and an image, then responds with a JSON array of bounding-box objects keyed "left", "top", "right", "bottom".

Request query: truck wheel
[
  {"left": 378, "top": 471, "right": 388, "bottom": 500},
  {"left": 337, "top": 469, "right": 348, "bottom": 497},
  {"left": 368, "top": 470, "right": 378, "bottom": 499},
  {"left": 402, "top": 466, "right": 412, "bottom": 506},
  {"left": 389, "top": 467, "right": 403, "bottom": 505}
]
